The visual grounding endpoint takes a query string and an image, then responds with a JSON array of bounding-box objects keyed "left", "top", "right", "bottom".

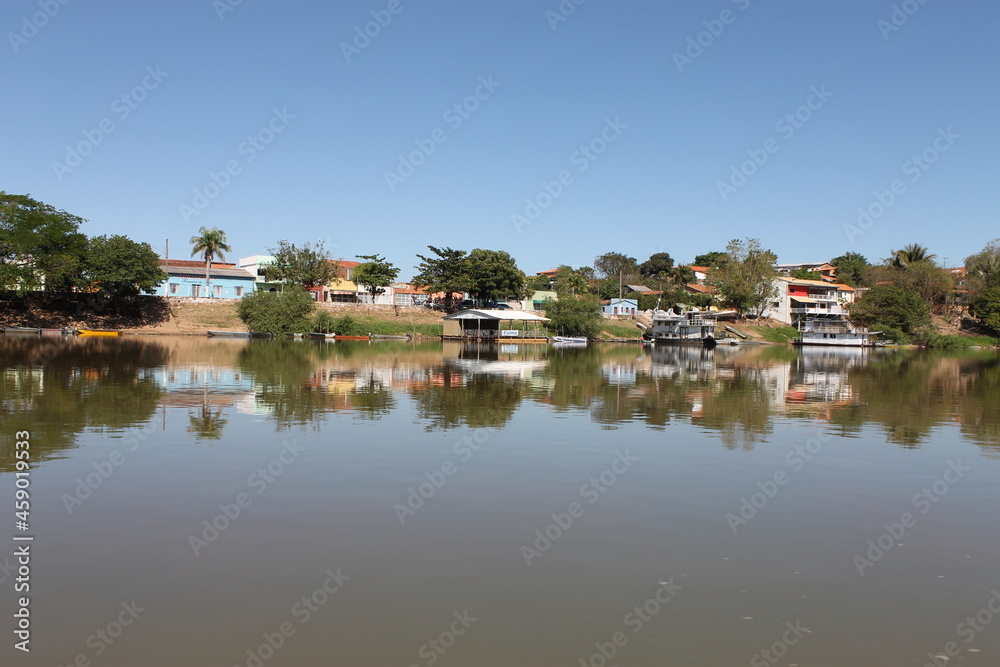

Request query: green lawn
[{"left": 757, "top": 326, "right": 800, "bottom": 344}]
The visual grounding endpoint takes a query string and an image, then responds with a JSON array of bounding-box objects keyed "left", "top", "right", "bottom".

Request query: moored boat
[
  {"left": 649, "top": 309, "right": 718, "bottom": 347},
  {"left": 307, "top": 332, "right": 337, "bottom": 340},
  {"left": 76, "top": 329, "right": 122, "bottom": 337},
  {"left": 2, "top": 326, "right": 42, "bottom": 334},
  {"left": 40, "top": 328, "right": 69, "bottom": 335},
  {"left": 793, "top": 316, "right": 880, "bottom": 347},
  {"left": 371, "top": 334, "right": 412, "bottom": 340},
  {"left": 333, "top": 334, "right": 371, "bottom": 340},
  {"left": 551, "top": 336, "right": 588, "bottom": 344},
  {"left": 207, "top": 330, "right": 250, "bottom": 337}
]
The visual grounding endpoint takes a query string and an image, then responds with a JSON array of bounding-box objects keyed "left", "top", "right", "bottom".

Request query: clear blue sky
[{"left": 3, "top": 0, "right": 997, "bottom": 279}]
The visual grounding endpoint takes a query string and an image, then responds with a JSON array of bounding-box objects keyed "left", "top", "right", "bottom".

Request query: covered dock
[{"left": 442, "top": 309, "right": 550, "bottom": 341}]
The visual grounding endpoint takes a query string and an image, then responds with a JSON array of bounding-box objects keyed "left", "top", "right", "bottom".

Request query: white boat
[
  {"left": 551, "top": 336, "right": 588, "bottom": 344},
  {"left": 649, "top": 309, "right": 717, "bottom": 346},
  {"left": 793, "top": 316, "right": 880, "bottom": 347}
]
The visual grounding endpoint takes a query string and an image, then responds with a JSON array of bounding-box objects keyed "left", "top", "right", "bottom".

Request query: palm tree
[
  {"left": 891, "top": 243, "right": 935, "bottom": 269},
  {"left": 189, "top": 227, "right": 232, "bottom": 297}
]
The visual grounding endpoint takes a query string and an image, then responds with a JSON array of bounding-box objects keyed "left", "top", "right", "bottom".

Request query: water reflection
[{"left": 2, "top": 337, "right": 998, "bottom": 457}]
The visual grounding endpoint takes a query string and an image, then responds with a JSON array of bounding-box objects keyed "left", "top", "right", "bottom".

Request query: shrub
[
  {"left": 236, "top": 289, "right": 315, "bottom": 334},
  {"left": 312, "top": 311, "right": 337, "bottom": 333},
  {"left": 848, "top": 285, "right": 930, "bottom": 335},
  {"left": 971, "top": 287, "right": 1000, "bottom": 335},
  {"left": 543, "top": 297, "right": 602, "bottom": 338}
]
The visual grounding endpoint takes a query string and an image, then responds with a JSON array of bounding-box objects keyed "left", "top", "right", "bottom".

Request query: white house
[{"left": 761, "top": 277, "right": 856, "bottom": 325}]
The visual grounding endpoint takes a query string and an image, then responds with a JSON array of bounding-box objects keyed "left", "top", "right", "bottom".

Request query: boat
[
  {"left": 333, "top": 335, "right": 371, "bottom": 340},
  {"left": 551, "top": 336, "right": 588, "bottom": 344},
  {"left": 286, "top": 333, "right": 306, "bottom": 339},
  {"left": 793, "top": 316, "right": 881, "bottom": 347},
  {"left": 206, "top": 330, "right": 273, "bottom": 338},
  {"left": 2, "top": 326, "right": 41, "bottom": 334},
  {"left": 76, "top": 329, "right": 122, "bottom": 337},
  {"left": 371, "top": 334, "right": 412, "bottom": 340},
  {"left": 307, "top": 332, "right": 337, "bottom": 340},
  {"left": 649, "top": 309, "right": 717, "bottom": 347},
  {"left": 40, "top": 328, "right": 69, "bottom": 336}
]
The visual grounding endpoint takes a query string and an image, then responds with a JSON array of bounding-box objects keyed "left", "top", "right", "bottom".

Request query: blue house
[
  {"left": 159, "top": 260, "right": 256, "bottom": 299},
  {"left": 602, "top": 298, "right": 638, "bottom": 316}
]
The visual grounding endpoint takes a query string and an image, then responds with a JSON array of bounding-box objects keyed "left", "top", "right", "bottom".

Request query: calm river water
[{"left": 1, "top": 336, "right": 999, "bottom": 666}]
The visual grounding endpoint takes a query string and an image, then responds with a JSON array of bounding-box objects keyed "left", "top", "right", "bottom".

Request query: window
[
  {"left": 214, "top": 285, "right": 223, "bottom": 296},
  {"left": 235, "top": 286, "right": 243, "bottom": 297},
  {"left": 191, "top": 285, "right": 201, "bottom": 297},
  {"left": 395, "top": 293, "right": 410, "bottom": 306},
  {"left": 169, "top": 283, "right": 179, "bottom": 294}
]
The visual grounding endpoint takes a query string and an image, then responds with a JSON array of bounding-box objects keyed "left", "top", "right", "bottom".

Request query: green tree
[
  {"left": 848, "top": 285, "right": 931, "bottom": 338},
  {"left": 594, "top": 252, "right": 638, "bottom": 280},
  {"left": 354, "top": 254, "right": 400, "bottom": 304},
  {"left": 412, "top": 246, "right": 469, "bottom": 311},
  {"left": 830, "top": 252, "right": 870, "bottom": 287},
  {"left": 82, "top": 235, "right": 167, "bottom": 298},
  {"left": 237, "top": 289, "right": 316, "bottom": 334},
  {"left": 693, "top": 251, "right": 727, "bottom": 268},
  {"left": 543, "top": 296, "right": 602, "bottom": 338},
  {"left": 790, "top": 268, "right": 822, "bottom": 281},
  {"left": 553, "top": 265, "right": 589, "bottom": 297},
  {"left": 465, "top": 249, "right": 525, "bottom": 304},
  {"left": 971, "top": 287, "right": 1000, "bottom": 335},
  {"left": 263, "top": 240, "right": 340, "bottom": 288},
  {"left": 891, "top": 243, "right": 935, "bottom": 269},
  {"left": 189, "top": 226, "right": 232, "bottom": 298},
  {"left": 639, "top": 252, "right": 674, "bottom": 277},
  {"left": 864, "top": 260, "right": 953, "bottom": 305},
  {"left": 0, "top": 192, "right": 87, "bottom": 291},
  {"left": 712, "top": 238, "right": 777, "bottom": 318},
  {"left": 964, "top": 239, "right": 1000, "bottom": 296},
  {"left": 525, "top": 274, "right": 552, "bottom": 292}
]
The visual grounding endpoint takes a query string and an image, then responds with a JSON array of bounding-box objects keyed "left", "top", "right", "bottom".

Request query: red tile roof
[{"left": 160, "top": 259, "right": 235, "bottom": 269}]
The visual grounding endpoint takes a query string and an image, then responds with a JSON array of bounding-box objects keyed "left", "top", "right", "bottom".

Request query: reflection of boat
[
  {"left": 649, "top": 309, "right": 717, "bottom": 346},
  {"left": 794, "top": 316, "right": 880, "bottom": 347},
  {"left": 3, "top": 327, "right": 42, "bottom": 334},
  {"left": 551, "top": 336, "right": 587, "bottom": 344},
  {"left": 76, "top": 329, "right": 122, "bottom": 337}
]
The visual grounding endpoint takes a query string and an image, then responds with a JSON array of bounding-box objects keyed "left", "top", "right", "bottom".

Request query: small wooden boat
[
  {"left": 551, "top": 336, "right": 588, "bottom": 344},
  {"left": 207, "top": 330, "right": 250, "bottom": 338},
  {"left": 3, "top": 326, "right": 41, "bottom": 334},
  {"left": 307, "top": 332, "right": 337, "bottom": 340},
  {"left": 40, "top": 328, "right": 69, "bottom": 336},
  {"left": 371, "top": 334, "right": 412, "bottom": 340},
  {"left": 286, "top": 333, "right": 306, "bottom": 339},
  {"left": 333, "top": 335, "right": 371, "bottom": 340},
  {"left": 76, "top": 329, "right": 122, "bottom": 337}
]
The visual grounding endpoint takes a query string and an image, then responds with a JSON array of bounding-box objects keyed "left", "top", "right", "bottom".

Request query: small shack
[{"left": 442, "top": 309, "right": 550, "bottom": 341}]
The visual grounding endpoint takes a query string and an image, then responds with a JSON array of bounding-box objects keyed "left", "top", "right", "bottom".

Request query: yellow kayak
[{"left": 76, "top": 329, "right": 122, "bottom": 337}]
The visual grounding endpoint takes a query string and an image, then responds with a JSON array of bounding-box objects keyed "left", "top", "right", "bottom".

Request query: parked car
[
  {"left": 458, "top": 300, "right": 476, "bottom": 309},
  {"left": 494, "top": 303, "right": 512, "bottom": 310}
]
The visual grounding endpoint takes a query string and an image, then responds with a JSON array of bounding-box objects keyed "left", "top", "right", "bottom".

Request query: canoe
[
  {"left": 286, "top": 333, "right": 306, "bottom": 339},
  {"left": 333, "top": 335, "right": 371, "bottom": 340},
  {"left": 77, "top": 329, "right": 122, "bottom": 337},
  {"left": 307, "top": 332, "right": 337, "bottom": 339},
  {"left": 551, "top": 336, "right": 588, "bottom": 344},
  {"left": 207, "top": 330, "right": 249, "bottom": 337},
  {"left": 3, "top": 327, "right": 41, "bottom": 334},
  {"left": 41, "top": 328, "right": 69, "bottom": 336},
  {"left": 371, "top": 334, "right": 412, "bottom": 340}
]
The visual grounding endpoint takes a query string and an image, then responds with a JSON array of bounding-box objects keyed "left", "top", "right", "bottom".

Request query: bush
[
  {"left": 329, "top": 315, "right": 366, "bottom": 336},
  {"left": 312, "top": 311, "right": 337, "bottom": 333},
  {"left": 236, "top": 289, "right": 315, "bottom": 334},
  {"left": 543, "top": 297, "right": 602, "bottom": 338},
  {"left": 971, "top": 287, "right": 1000, "bottom": 335},
  {"left": 848, "top": 285, "right": 930, "bottom": 335}
]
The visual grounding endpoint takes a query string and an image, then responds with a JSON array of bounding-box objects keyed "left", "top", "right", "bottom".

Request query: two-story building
[
  {"left": 160, "top": 260, "right": 256, "bottom": 299},
  {"left": 762, "top": 277, "right": 856, "bottom": 325}
]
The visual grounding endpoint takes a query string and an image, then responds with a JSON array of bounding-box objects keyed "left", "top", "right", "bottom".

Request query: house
[
  {"left": 761, "top": 277, "right": 856, "bottom": 325},
  {"left": 602, "top": 298, "right": 638, "bottom": 316},
  {"left": 624, "top": 284, "right": 661, "bottom": 296},
  {"left": 391, "top": 283, "right": 430, "bottom": 307},
  {"left": 527, "top": 290, "right": 557, "bottom": 311},
  {"left": 684, "top": 283, "right": 717, "bottom": 296},
  {"left": 159, "top": 259, "right": 256, "bottom": 299},
  {"left": 774, "top": 262, "right": 838, "bottom": 282},
  {"left": 327, "top": 260, "right": 361, "bottom": 303},
  {"left": 687, "top": 266, "right": 711, "bottom": 284},
  {"left": 238, "top": 255, "right": 280, "bottom": 292}
]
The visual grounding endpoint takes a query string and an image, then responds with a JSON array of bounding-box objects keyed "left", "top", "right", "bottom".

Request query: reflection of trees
[
  {"left": 349, "top": 371, "right": 396, "bottom": 420},
  {"left": 0, "top": 337, "right": 166, "bottom": 471},
  {"left": 411, "top": 366, "right": 525, "bottom": 430},
  {"left": 237, "top": 340, "right": 338, "bottom": 429},
  {"left": 695, "top": 371, "right": 773, "bottom": 450},
  {"left": 186, "top": 385, "right": 229, "bottom": 441}
]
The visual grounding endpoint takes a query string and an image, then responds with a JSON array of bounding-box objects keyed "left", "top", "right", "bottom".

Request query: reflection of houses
[
  {"left": 762, "top": 278, "right": 856, "bottom": 326},
  {"left": 159, "top": 260, "right": 256, "bottom": 299},
  {"left": 442, "top": 310, "right": 549, "bottom": 341}
]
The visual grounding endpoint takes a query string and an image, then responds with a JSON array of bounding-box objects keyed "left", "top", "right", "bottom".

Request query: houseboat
[
  {"left": 794, "top": 316, "right": 880, "bottom": 347},
  {"left": 648, "top": 309, "right": 717, "bottom": 346}
]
